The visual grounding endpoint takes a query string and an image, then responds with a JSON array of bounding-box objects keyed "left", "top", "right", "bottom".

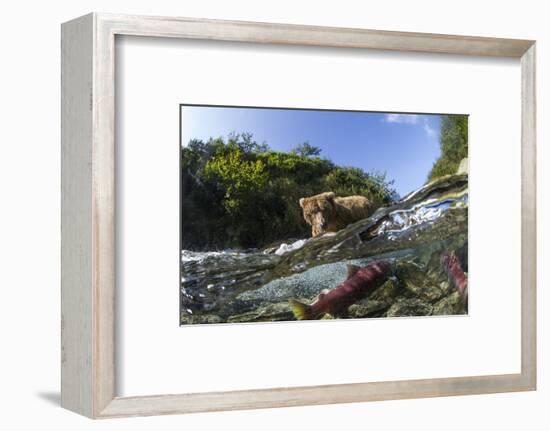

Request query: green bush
[
  {"left": 428, "top": 115, "right": 468, "bottom": 181},
  {"left": 181, "top": 134, "right": 397, "bottom": 250}
]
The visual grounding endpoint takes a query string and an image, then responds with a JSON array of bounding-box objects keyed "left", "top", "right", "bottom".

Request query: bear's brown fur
[{"left": 299, "top": 192, "right": 376, "bottom": 237}]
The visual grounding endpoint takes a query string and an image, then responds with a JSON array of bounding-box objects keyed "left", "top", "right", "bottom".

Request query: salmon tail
[{"left": 289, "top": 299, "right": 313, "bottom": 320}]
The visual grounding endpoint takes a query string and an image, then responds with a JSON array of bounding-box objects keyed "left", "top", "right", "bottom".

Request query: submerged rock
[
  {"left": 432, "top": 291, "right": 467, "bottom": 315},
  {"left": 386, "top": 298, "right": 433, "bottom": 317},
  {"left": 237, "top": 261, "right": 350, "bottom": 303},
  {"left": 180, "top": 314, "right": 224, "bottom": 325},
  {"left": 345, "top": 278, "right": 403, "bottom": 318},
  {"left": 369, "top": 278, "right": 401, "bottom": 303},
  {"left": 348, "top": 301, "right": 389, "bottom": 318},
  {"left": 395, "top": 261, "right": 446, "bottom": 302},
  {"left": 227, "top": 302, "right": 295, "bottom": 323}
]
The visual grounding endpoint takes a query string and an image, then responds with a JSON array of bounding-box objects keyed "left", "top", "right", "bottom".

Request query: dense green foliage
[
  {"left": 181, "top": 133, "right": 397, "bottom": 250},
  {"left": 428, "top": 115, "right": 468, "bottom": 181}
]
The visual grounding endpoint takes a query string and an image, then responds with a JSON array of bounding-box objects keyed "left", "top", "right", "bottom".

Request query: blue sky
[{"left": 180, "top": 105, "right": 443, "bottom": 196}]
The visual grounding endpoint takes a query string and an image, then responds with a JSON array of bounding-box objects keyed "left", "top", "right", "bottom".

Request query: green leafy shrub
[
  {"left": 428, "top": 115, "right": 468, "bottom": 181},
  {"left": 181, "top": 133, "right": 397, "bottom": 250}
]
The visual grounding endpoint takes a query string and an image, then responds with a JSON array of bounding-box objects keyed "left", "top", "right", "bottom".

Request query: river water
[{"left": 181, "top": 173, "right": 468, "bottom": 324}]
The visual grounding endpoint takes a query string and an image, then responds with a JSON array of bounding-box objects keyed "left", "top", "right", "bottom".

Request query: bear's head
[{"left": 299, "top": 192, "right": 336, "bottom": 237}]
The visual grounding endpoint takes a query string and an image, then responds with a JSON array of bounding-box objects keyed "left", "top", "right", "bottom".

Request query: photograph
[{"left": 180, "top": 105, "right": 468, "bottom": 325}]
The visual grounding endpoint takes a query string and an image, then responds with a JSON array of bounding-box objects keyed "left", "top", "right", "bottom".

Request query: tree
[
  {"left": 181, "top": 133, "right": 398, "bottom": 250},
  {"left": 227, "top": 132, "right": 269, "bottom": 154},
  {"left": 204, "top": 148, "right": 268, "bottom": 214},
  {"left": 428, "top": 115, "right": 468, "bottom": 181},
  {"left": 291, "top": 141, "right": 322, "bottom": 157}
]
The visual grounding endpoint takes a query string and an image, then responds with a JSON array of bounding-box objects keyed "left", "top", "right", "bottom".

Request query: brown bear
[{"left": 299, "top": 192, "right": 377, "bottom": 237}]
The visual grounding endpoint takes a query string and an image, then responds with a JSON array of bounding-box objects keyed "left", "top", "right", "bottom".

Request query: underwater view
[{"left": 180, "top": 106, "right": 468, "bottom": 325}]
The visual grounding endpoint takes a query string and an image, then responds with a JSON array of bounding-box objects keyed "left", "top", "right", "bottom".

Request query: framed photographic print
[{"left": 61, "top": 13, "right": 536, "bottom": 418}]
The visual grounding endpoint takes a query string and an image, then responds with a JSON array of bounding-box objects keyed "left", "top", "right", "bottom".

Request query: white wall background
[{"left": 0, "top": 0, "right": 547, "bottom": 429}]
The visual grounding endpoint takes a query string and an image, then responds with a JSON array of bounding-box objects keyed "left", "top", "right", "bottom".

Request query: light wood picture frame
[{"left": 61, "top": 12, "right": 537, "bottom": 419}]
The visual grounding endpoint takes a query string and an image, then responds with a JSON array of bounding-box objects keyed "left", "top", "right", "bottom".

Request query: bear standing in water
[{"left": 299, "top": 191, "right": 377, "bottom": 237}]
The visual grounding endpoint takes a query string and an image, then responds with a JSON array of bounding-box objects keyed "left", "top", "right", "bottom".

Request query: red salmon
[
  {"left": 289, "top": 261, "right": 392, "bottom": 320},
  {"left": 441, "top": 251, "right": 468, "bottom": 300}
]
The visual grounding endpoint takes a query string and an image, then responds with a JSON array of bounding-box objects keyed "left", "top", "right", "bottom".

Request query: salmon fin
[
  {"left": 289, "top": 299, "right": 313, "bottom": 320},
  {"left": 346, "top": 264, "right": 361, "bottom": 279}
]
